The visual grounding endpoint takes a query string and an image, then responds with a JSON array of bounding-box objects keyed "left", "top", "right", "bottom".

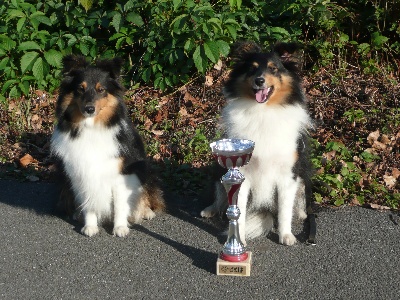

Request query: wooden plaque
[{"left": 216, "top": 251, "right": 252, "bottom": 276}]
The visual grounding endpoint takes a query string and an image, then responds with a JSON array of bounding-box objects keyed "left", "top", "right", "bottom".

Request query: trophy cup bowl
[{"left": 210, "top": 138, "right": 255, "bottom": 276}]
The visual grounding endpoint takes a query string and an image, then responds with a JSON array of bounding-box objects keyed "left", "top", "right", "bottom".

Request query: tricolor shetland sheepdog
[
  {"left": 51, "top": 55, "right": 164, "bottom": 237},
  {"left": 201, "top": 42, "right": 313, "bottom": 246}
]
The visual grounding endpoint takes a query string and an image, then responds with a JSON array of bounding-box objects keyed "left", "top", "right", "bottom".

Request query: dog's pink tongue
[{"left": 255, "top": 89, "right": 269, "bottom": 103}]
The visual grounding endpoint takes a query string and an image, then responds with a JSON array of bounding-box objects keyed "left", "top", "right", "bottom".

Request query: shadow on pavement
[{"left": 133, "top": 224, "right": 218, "bottom": 274}]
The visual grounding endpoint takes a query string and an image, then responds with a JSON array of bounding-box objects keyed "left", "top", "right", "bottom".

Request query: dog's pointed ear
[
  {"left": 95, "top": 57, "right": 124, "bottom": 79},
  {"left": 273, "top": 42, "right": 302, "bottom": 69},
  {"left": 230, "top": 41, "right": 262, "bottom": 62},
  {"left": 62, "top": 55, "right": 89, "bottom": 74}
]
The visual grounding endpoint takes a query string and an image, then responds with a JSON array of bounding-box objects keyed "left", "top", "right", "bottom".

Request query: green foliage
[
  {"left": 1, "top": 0, "right": 398, "bottom": 99},
  {"left": 312, "top": 139, "right": 398, "bottom": 209}
]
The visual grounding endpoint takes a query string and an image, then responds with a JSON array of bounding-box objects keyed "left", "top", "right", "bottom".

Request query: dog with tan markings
[
  {"left": 201, "top": 42, "right": 313, "bottom": 246},
  {"left": 51, "top": 55, "right": 164, "bottom": 237}
]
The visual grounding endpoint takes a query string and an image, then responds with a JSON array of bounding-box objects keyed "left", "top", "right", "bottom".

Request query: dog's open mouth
[{"left": 254, "top": 87, "right": 273, "bottom": 103}]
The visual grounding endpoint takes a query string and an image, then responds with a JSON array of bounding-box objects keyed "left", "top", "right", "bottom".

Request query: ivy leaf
[{"left": 21, "top": 51, "right": 39, "bottom": 74}]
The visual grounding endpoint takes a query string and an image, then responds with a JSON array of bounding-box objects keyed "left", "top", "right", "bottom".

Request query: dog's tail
[
  {"left": 142, "top": 182, "right": 165, "bottom": 212},
  {"left": 245, "top": 211, "right": 274, "bottom": 240}
]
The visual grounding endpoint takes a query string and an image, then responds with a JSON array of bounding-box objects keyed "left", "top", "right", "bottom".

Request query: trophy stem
[{"left": 220, "top": 170, "right": 248, "bottom": 262}]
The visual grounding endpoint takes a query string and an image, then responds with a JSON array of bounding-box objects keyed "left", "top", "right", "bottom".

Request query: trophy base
[{"left": 216, "top": 251, "right": 252, "bottom": 276}]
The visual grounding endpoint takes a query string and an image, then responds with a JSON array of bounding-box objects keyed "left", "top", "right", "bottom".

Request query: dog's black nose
[
  {"left": 85, "top": 106, "right": 95, "bottom": 115},
  {"left": 255, "top": 77, "right": 265, "bottom": 87}
]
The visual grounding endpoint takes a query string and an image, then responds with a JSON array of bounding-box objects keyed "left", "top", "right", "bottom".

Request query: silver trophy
[{"left": 210, "top": 138, "right": 255, "bottom": 264}]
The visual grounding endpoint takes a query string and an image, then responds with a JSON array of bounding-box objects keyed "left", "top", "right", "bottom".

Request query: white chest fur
[
  {"left": 51, "top": 121, "right": 122, "bottom": 212},
  {"left": 222, "top": 99, "right": 311, "bottom": 205}
]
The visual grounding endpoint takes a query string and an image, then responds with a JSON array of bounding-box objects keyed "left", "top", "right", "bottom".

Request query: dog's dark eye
[
  {"left": 78, "top": 85, "right": 85, "bottom": 93},
  {"left": 269, "top": 66, "right": 278, "bottom": 73}
]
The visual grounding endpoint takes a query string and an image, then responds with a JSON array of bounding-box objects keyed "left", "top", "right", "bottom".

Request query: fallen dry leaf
[
  {"left": 151, "top": 129, "right": 164, "bottom": 136},
  {"left": 372, "top": 140, "right": 387, "bottom": 151},
  {"left": 323, "top": 150, "right": 336, "bottom": 161},
  {"left": 383, "top": 175, "right": 396, "bottom": 188},
  {"left": 205, "top": 75, "right": 213, "bottom": 87},
  {"left": 19, "top": 154, "right": 37, "bottom": 167},
  {"left": 367, "top": 130, "right": 380, "bottom": 145},
  {"left": 365, "top": 203, "right": 391, "bottom": 210},
  {"left": 213, "top": 59, "right": 223, "bottom": 70},
  {"left": 179, "top": 106, "right": 189, "bottom": 117},
  {"left": 380, "top": 134, "right": 390, "bottom": 145},
  {"left": 392, "top": 168, "right": 400, "bottom": 179}
]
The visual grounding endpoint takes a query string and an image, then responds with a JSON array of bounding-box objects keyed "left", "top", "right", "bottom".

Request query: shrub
[{"left": 1, "top": 0, "right": 398, "bottom": 100}]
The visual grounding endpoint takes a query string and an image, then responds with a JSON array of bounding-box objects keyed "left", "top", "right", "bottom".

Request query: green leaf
[
  {"left": 0, "top": 35, "right": 17, "bottom": 51},
  {"left": 115, "top": 37, "right": 125, "bottom": 49},
  {"left": 0, "top": 57, "right": 9, "bottom": 69},
  {"left": 204, "top": 40, "right": 219, "bottom": 63},
  {"left": 126, "top": 12, "right": 144, "bottom": 26},
  {"left": 216, "top": 40, "right": 230, "bottom": 57},
  {"left": 18, "top": 41, "right": 42, "bottom": 51},
  {"left": 110, "top": 33, "right": 126, "bottom": 41},
  {"left": 184, "top": 39, "right": 195, "bottom": 54},
  {"left": 21, "top": 51, "right": 39, "bottom": 73},
  {"left": 44, "top": 49, "right": 63, "bottom": 68},
  {"left": 371, "top": 32, "right": 388, "bottom": 49},
  {"left": 17, "top": 17, "right": 26, "bottom": 32},
  {"left": 79, "top": 41, "right": 90, "bottom": 55},
  {"left": 225, "top": 25, "right": 237, "bottom": 39},
  {"left": 30, "top": 12, "right": 52, "bottom": 28},
  {"left": 2, "top": 79, "right": 18, "bottom": 93},
  {"left": 193, "top": 45, "right": 207, "bottom": 73},
  {"left": 79, "top": 0, "right": 93, "bottom": 12},
  {"left": 171, "top": 14, "right": 188, "bottom": 33},
  {"left": 173, "top": 0, "right": 182, "bottom": 11},
  {"left": 124, "top": 0, "right": 135, "bottom": 11},
  {"left": 207, "top": 18, "right": 222, "bottom": 32},
  {"left": 334, "top": 198, "right": 344, "bottom": 206},
  {"left": 19, "top": 81, "right": 30, "bottom": 96},
  {"left": 6, "top": 9, "right": 26, "bottom": 20},
  {"left": 9, "top": 85, "right": 20, "bottom": 99},
  {"left": 64, "top": 34, "right": 77, "bottom": 47},
  {"left": 112, "top": 13, "right": 122, "bottom": 32},
  {"left": 32, "top": 57, "right": 44, "bottom": 82},
  {"left": 141, "top": 67, "right": 151, "bottom": 82}
]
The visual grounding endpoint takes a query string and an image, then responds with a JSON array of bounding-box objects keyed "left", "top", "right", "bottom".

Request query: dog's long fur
[
  {"left": 51, "top": 55, "right": 164, "bottom": 237},
  {"left": 201, "top": 42, "right": 313, "bottom": 246}
]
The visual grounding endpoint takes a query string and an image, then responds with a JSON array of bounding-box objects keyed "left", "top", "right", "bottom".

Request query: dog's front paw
[
  {"left": 200, "top": 206, "right": 216, "bottom": 218},
  {"left": 81, "top": 225, "right": 99, "bottom": 237},
  {"left": 113, "top": 226, "right": 130, "bottom": 237},
  {"left": 279, "top": 233, "right": 297, "bottom": 246},
  {"left": 142, "top": 207, "right": 156, "bottom": 220}
]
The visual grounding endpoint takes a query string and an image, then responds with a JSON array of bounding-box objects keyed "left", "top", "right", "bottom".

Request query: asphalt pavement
[{"left": 0, "top": 179, "right": 399, "bottom": 299}]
